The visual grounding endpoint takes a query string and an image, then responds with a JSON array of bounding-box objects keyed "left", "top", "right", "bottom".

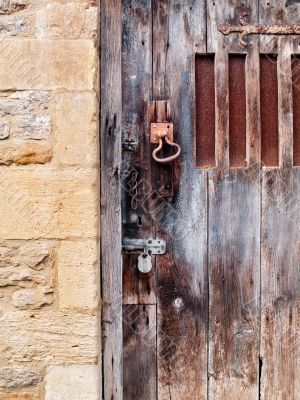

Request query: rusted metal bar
[{"left": 219, "top": 12, "right": 300, "bottom": 47}]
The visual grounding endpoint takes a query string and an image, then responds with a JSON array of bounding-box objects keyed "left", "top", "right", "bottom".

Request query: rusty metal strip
[{"left": 219, "top": 12, "right": 300, "bottom": 47}]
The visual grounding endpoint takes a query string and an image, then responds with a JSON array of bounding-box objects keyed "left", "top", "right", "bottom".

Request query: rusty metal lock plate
[{"left": 150, "top": 122, "right": 174, "bottom": 144}]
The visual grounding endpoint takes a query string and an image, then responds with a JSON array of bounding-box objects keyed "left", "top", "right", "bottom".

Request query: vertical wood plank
[
  {"left": 215, "top": 48, "right": 229, "bottom": 169},
  {"left": 261, "top": 169, "right": 300, "bottom": 400},
  {"left": 123, "top": 305, "right": 157, "bottom": 400},
  {"left": 208, "top": 169, "right": 260, "bottom": 400},
  {"left": 292, "top": 55, "right": 300, "bottom": 166},
  {"left": 153, "top": 1, "right": 208, "bottom": 398},
  {"left": 278, "top": 38, "right": 293, "bottom": 169},
  {"left": 122, "top": 0, "right": 156, "bottom": 305},
  {"left": 208, "top": 2, "right": 260, "bottom": 396},
  {"left": 246, "top": 43, "right": 261, "bottom": 167},
  {"left": 100, "top": 0, "right": 123, "bottom": 398}
]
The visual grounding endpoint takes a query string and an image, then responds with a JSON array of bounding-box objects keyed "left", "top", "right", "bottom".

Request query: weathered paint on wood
[
  {"left": 261, "top": 169, "right": 300, "bottom": 400},
  {"left": 101, "top": 0, "right": 123, "bottom": 398},
  {"left": 153, "top": 1, "right": 208, "bottom": 398},
  {"left": 123, "top": 305, "right": 157, "bottom": 399}
]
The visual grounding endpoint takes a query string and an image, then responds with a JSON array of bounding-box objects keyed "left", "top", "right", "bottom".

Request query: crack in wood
[{"left": 219, "top": 12, "right": 300, "bottom": 46}]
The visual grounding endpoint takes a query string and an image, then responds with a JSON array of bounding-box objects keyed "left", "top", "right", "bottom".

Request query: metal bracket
[
  {"left": 122, "top": 238, "right": 166, "bottom": 254},
  {"left": 122, "top": 238, "right": 166, "bottom": 274},
  {"left": 219, "top": 12, "right": 300, "bottom": 47},
  {"left": 150, "top": 123, "right": 174, "bottom": 144}
]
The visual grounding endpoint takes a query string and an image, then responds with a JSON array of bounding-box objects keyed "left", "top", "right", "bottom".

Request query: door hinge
[
  {"left": 219, "top": 12, "right": 300, "bottom": 47},
  {"left": 122, "top": 238, "right": 166, "bottom": 273}
]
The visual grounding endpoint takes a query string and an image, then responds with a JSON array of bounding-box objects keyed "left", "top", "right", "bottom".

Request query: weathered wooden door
[{"left": 101, "top": 1, "right": 300, "bottom": 399}]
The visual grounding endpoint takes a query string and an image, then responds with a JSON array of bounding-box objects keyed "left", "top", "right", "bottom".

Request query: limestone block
[
  {"left": 58, "top": 240, "right": 99, "bottom": 310},
  {"left": 0, "top": 91, "right": 51, "bottom": 140},
  {"left": 0, "top": 367, "right": 39, "bottom": 388},
  {"left": 0, "top": 394, "right": 33, "bottom": 400},
  {"left": 0, "top": 122, "right": 9, "bottom": 139},
  {"left": 11, "top": 288, "right": 53, "bottom": 309},
  {"left": 0, "top": 16, "right": 30, "bottom": 36},
  {"left": 0, "top": 241, "right": 55, "bottom": 309},
  {"left": 0, "top": 40, "right": 97, "bottom": 91},
  {"left": 45, "top": 364, "right": 100, "bottom": 400},
  {"left": 0, "top": 2, "right": 97, "bottom": 39},
  {"left": 0, "top": 0, "right": 28, "bottom": 15},
  {"left": 0, "top": 241, "right": 54, "bottom": 270},
  {"left": 0, "top": 142, "right": 52, "bottom": 165},
  {"left": 0, "top": 311, "right": 99, "bottom": 364},
  {"left": 0, "top": 169, "right": 98, "bottom": 240},
  {"left": 52, "top": 92, "right": 98, "bottom": 166},
  {"left": 14, "top": 115, "right": 51, "bottom": 140},
  {"left": 35, "top": 2, "right": 98, "bottom": 40}
]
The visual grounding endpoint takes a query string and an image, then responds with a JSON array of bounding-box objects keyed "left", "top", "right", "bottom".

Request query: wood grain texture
[
  {"left": 292, "top": 55, "right": 300, "bottom": 166},
  {"left": 215, "top": 47, "right": 229, "bottom": 169},
  {"left": 246, "top": 43, "right": 261, "bottom": 166},
  {"left": 208, "top": 169, "right": 260, "bottom": 400},
  {"left": 100, "top": 0, "right": 123, "bottom": 398},
  {"left": 122, "top": 0, "right": 156, "bottom": 305},
  {"left": 259, "top": 0, "right": 300, "bottom": 53},
  {"left": 123, "top": 305, "right": 157, "bottom": 400},
  {"left": 278, "top": 38, "right": 293, "bottom": 168},
  {"left": 153, "top": 1, "right": 208, "bottom": 398},
  {"left": 261, "top": 169, "right": 300, "bottom": 400},
  {"left": 207, "top": 0, "right": 258, "bottom": 53}
]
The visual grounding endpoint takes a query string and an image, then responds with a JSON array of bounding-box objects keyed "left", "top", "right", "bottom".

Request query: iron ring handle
[{"left": 152, "top": 136, "right": 181, "bottom": 164}]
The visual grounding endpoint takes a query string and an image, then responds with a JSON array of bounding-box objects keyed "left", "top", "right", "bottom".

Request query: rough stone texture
[
  {"left": 11, "top": 288, "right": 53, "bottom": 309},
  {"left": 0, "top": 91, "right": 51, "bottom": 140},
  {"left": 0, "top": 0, "right": 100, "bottom": 398},
  {"left": 0, "top": 0, "right": 28, "bottom": 15},
  {"left": 58, "top": 240, "right": 99, "bottom": 310},
  {"left": 0, "top": 142, "right": 53, "bottom": 165},
  {"left": 45, "top": 364, "right": 100, "bottom": 400},
  {"left": 0, "top": 16, "right": 29, "bottom": 36},
  {"left": 0, "top": 169, "right": 98, "bottom": 240},
  {"left": 0, "top": 40, "right": 97, "bottom": 91},
  {"left": 0, "top": 394, "right": 33, "bottom": 400},
  {"left": 0, "top": 122, "right": 9, "bottom": 139},
  {"left": 0, "top": 1, "right": 98, "bottom": 39},
  {"left": 14, "top": 115, "right": 51, "bottom": 140},
  {"left": 0, "top": 241, "right": 55, "bottom": 309},
  {"left": 0, "top": 311, "right": 99, "bottom": 364},
  {"left": 52, "top": 92, "right": 98, "bottom": 167},
  {"left": 35, "top": 3, "right": 98, "bottom": 40},
  {"left": 0, "top": 367, "right": 39, "bottom": 388}
]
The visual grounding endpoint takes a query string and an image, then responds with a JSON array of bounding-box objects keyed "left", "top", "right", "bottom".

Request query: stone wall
[{"left": 0, "top": 1, "right": 100, "bottom": 399}]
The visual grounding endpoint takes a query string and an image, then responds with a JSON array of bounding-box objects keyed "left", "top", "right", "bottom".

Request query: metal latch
[
  {"left": 122, "top": 238, "right": 166, "bottom": 273},
  {"left": 150, "top": 122, "right": 181, "bottom": 164}
]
